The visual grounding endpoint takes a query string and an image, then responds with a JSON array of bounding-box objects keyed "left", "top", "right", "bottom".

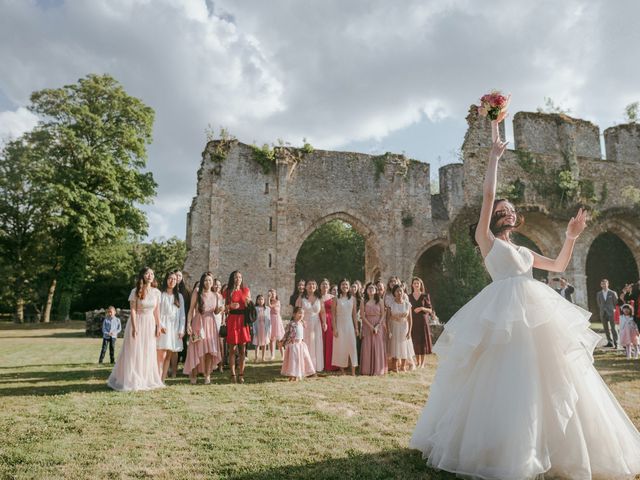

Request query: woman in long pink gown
[
  {"left": 108, "top": 267, "right": 165, "bottom": 392},
  {"left": 320, "top": 279, "right": 338, "bottom": 371},
  {"left": 360, "top": 282, "right": 387, "bottom": 375}
]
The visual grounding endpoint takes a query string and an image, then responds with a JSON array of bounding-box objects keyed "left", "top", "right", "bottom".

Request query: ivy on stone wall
[
  {"left": 371, "top": 152, "right": 410, "bottom": 182},
  {"left": 511, "top": 149, "right": 604, "bottom": 215},
  {"left": 251, "top": 143, "right": 277, "bottom": 174},
  {"left": 206, "top": 126, "right": 237, "bottom": 164}
]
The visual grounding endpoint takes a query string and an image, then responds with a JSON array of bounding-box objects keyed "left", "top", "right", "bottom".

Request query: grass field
[{"left": 0, "top": 321, "right": 639, "bottom": 480}]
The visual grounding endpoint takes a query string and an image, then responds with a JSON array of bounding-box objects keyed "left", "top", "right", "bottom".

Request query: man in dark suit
[
  {"left": 553, "top": 277, "right": 575, "bottom": 303},
  {"left": 596, "top": 278, "right": 618, "bottom": 348}
]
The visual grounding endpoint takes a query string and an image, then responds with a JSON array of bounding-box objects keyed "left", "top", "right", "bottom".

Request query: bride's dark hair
[{"left": 469, "top": 199, "right": 525, "bottom": 246}]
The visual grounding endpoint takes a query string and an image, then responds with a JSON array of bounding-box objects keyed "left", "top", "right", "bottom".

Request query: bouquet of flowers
[{"left": 478, "top": 90, "right": 510, "bottom": 121}]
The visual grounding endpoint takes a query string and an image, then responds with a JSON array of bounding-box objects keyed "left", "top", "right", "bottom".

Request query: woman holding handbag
[
  {"left": 183, "top": 272, "right": 222, "bottom": 385},
  {"left": 225, "top": 270, "right": 251, "bottom": 383}
]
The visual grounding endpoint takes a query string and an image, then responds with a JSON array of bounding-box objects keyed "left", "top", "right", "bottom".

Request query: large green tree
[
  {"left": 0, "top": 135, "right": 55, "bottom": 321},
  {"left": 0, "top": 74, "right": 156, "bottom": 321}
]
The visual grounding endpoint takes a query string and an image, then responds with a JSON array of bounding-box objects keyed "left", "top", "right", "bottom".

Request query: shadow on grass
[
  {"left": 0, "top": 364, "right": 111, "bottom": 396},
  {"left": 593, "top": 351, "right": 640, "bottom": 385},
  {"left": 226, "top": 448, "right": 455, "bottom": 480}
]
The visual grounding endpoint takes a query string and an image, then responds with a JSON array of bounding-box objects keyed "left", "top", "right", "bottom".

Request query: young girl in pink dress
[
  {"left": 281, "top": 307, "right": 316, "bottom": 381},
  {"left": 620, "top": 304, "right": 639, "bottom": 359},
  {"left": 184, "top": 272, "right": 222, "bottom": 384},
  {"left": 252, "top": 294, "right": 271, "bottom": 363},
  {"left": 268, "top": 289, "right": 285, "bottom": 360},
  {"left": 108, "top": 267, "right": 165, "bottom": 392}
]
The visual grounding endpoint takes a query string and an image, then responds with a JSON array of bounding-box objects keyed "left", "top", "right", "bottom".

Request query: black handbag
[
  {"left": 244, "top": 301, "right": 256, "bottom": 326},
  {"left": 219, "top": 324, "right": 228, "bottom": 338}
]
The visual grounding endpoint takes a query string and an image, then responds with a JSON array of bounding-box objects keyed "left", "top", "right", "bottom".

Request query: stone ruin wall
[{"left": 184, "top": 106, "right": 640, "bottom": 313}]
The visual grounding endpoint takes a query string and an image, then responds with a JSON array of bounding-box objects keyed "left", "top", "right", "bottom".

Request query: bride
[{"left": 410, "top": 112, "right": 640, "bottom": 479}]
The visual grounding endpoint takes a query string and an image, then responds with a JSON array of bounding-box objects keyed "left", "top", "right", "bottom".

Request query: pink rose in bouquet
[{"left": 478, "top": 90, "right": 510, "bottom": 121}]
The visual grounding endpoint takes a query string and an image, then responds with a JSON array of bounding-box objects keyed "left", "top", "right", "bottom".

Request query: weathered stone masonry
[{"left": 185, "top": 106, "right": 640, "bottom": 313}]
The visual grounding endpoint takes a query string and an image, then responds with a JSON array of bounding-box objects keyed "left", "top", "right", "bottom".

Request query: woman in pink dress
[
  {"left": 319, "top": 279, "right": 338, "bottom": 371},
  {"left": 360, "top": 282, "right": 387, "bottom": 375},
  {"left": 268, "top": 289, "right": 285, "bottom": 360},
  {"left": 184, "top": 272, "right": 222, "bottom": 384},
  {"left": 225, "top": 270, "right": 251, "bottom": 383},
  {"left": 108, "top": 267, "right": 165, "bottom": 392}
]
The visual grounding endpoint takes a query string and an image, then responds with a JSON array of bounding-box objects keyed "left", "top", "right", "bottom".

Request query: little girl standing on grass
[
  {"left": 619, "top": 304, "right": 639, "bottom": 359},
  {"left": 268, "top": 289, "right": 285, "bottom": 360},
  {"left": 252, "top": 294, "right": 271, "bottom": 363},
  {"left": 281, "top": 307, "right": 316, "bottom": 381}
]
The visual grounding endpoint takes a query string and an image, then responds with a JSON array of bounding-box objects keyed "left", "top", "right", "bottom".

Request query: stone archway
[
  {"left": 586, "top": 232, "right": 639, "bottom": 320},
  {"left": 294, "top": 210, "right": 382, "bottom": 278},
  {"left": 412, "top": 239, "right": 447, "bottom": 307},
  {"left": 577, "top": 215, "right": 640, "bottom": 313}
]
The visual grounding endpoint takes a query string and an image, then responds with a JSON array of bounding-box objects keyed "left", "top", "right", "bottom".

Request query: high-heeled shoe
[
  {"left": 238, "top": 374, "right": 245, "bottom": 384},
  {"left": 230, "top": 373, "right": 237, "bottom": 384}
]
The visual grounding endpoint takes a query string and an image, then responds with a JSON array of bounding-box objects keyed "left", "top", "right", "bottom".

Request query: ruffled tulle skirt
[
  {"left": 410, "top": 276, "right": 640, "bottom": 480},
  {"left": 281, "top": 341, "right": 316, "bottom": 378}
]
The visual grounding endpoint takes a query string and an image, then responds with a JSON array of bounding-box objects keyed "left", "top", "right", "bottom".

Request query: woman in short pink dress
[
  {"left": 108, "top": 267, "right": 165, "bottom": 392},
  {"left": 184, "top": 272, "right": 222, "bottom": 384}
]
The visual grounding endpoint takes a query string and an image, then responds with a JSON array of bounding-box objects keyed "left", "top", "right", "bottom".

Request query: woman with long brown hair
[
  {"left": 183, "top": 272, "right": 222, "bottom": 384},
  {"left": 225, "top": 270, "right": 251, "bottom": 383},
  {"left": 107, "top": 267, "right": 164, "bottom": 392},
  {"left": 408, "top": 277, "right": 434, "bottom": 368}
]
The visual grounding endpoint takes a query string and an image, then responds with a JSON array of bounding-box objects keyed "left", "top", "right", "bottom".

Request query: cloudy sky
[{"left": 1, "top": 0, "right": 639, "bottom": 240}]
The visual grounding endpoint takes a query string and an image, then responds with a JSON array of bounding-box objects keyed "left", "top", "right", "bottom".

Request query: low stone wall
[{"left": 85, "top": 308, "right": 131, "bottom": 338}]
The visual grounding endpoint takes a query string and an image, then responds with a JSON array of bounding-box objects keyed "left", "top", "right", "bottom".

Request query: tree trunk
[
  {"left": 14, "top": 297, "right": 24, "bottom": 323},
  {"left": 42, "top": 278, "right": 57, "bottom": 323},
  {"left": 57, "top": 290, "right": 72, "bottom": 322}
]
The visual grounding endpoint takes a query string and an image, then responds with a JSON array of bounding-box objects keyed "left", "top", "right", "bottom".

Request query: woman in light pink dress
[
  {"left": 281, "top": 307, "right": 316, "bottom": 381},
  {"left": 268, "top": 289, "right": 285, "bottom": 360},
  {"left": 183, "top": 272, "right": 222, "bottom": 384},
  {"left": 108, "top": 267, "right": 165, "bottom": 392},
  {"left": 360, "top": 282, "right": 387, "bottom": 375}
]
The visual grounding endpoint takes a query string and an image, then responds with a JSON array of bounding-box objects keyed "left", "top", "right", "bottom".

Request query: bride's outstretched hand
[
  {"left": 489, "top": 137, "right": 508, "bottom": 161},
  {"left": 566, "top": 208, "right": 587, "bottom": 239}
]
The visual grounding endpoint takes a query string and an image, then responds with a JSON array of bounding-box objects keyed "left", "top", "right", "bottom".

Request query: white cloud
[
  {"left": 1, "top": 0, "right": 639, "bottom": 239},
  {"left": 0, "top": 107, "right": 39, "bottom": 142}
]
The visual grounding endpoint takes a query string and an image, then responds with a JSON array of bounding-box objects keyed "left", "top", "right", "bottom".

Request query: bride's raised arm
[
  {"left": 474, "top": 119, "right": 508, "bottom": 257},
  {"left": 529, "top": 208, "right": 587, "bottom": 273}
]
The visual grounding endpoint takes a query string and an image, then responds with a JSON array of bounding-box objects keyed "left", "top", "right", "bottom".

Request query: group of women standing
[
  {"left": 288, "top": 275, "right": 436, "bottom": 377},
  {"left": 107, "top": 267, "right": 286, "bottom": 391},
  {"left": 106, "top": 265, "right": 436, "bottom": 391}
]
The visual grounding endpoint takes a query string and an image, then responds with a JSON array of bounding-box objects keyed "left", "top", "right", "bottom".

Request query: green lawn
[{"left": 0, "top": 322, "right": 639, "bottom": 480}]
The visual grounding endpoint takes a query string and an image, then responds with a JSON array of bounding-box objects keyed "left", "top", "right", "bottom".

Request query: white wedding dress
[{"left": 410, "top": 238, "right": 640, "bottom": 479}]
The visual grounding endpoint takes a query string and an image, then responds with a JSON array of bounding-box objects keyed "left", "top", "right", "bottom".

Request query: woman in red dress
[
  {"left": 319, "top": 279, "right": 339, "bottom": 372},
  {"left": 225, "top": 270, "right": 251, "bottom": 383}
]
